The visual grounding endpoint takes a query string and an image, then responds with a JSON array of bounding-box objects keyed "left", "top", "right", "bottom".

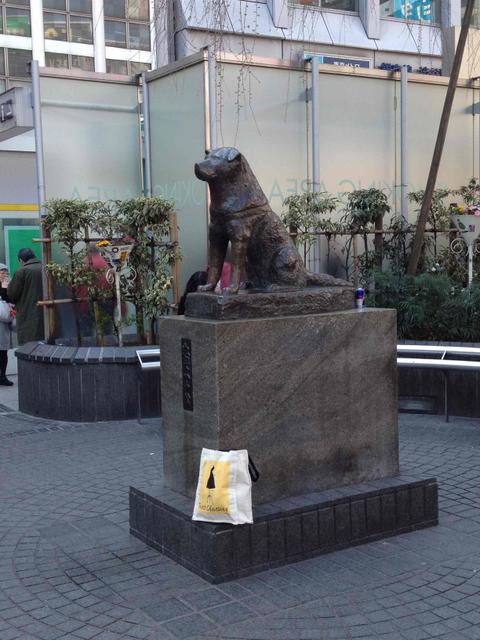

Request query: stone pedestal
[
  {"left": 158, "top": 307, "right": 399, "bottom": 505},
  {"left": 130, "top": 295, "right": 438, "bottom": 582}
]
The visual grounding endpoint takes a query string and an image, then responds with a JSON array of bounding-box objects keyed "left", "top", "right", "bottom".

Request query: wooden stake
[
  {"left": 42, "top": 224, "right": 56, "bottom": 344},
  {"left": 85, "top": 226, "right": 104, "bottom": 347},
  {"left": 169, "top": 212, "right": 181, "bottom": 305},
  {"left": 407, "top": 0, "right": 476, "bottom": 275}
]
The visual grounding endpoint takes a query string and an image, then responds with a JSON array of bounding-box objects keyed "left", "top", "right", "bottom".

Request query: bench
[{"left": 397, "top": 344, "right": 480, "bottom": 422}]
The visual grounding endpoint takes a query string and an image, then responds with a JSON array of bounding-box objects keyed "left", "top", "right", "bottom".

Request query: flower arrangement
[
  {"left": 95, "top": 237, "right": 135, "bottom": 273},
  {"left": 450, "top": 203, "right": 480, "bottom": 216}
]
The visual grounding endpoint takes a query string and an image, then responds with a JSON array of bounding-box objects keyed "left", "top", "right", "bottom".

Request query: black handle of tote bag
[{"left": 248, "top": 456, "right": 260, "bottom": 483}]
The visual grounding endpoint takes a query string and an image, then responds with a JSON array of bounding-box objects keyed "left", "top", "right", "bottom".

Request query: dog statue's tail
[{"left": 306, "top": 272, "right": 353, "bottom": 288}]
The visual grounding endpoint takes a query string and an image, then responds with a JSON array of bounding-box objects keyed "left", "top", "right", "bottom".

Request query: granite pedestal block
[
  {"left": 129, "top": 474, "right": 438, "bottom": 583},
  {"left": 185, "top": 286, "right": 354, "bottom": 320},
  {"left": 158, "top": 308, "right": 398, "bottom": 505}
]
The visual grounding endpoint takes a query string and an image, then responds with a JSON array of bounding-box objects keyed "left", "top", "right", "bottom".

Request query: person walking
[
  {"left": 0, "top": 263, "right": 14, "bottom": 385},
  {"left": 7, "top": 248, "right": 45, "bottom": 346}
]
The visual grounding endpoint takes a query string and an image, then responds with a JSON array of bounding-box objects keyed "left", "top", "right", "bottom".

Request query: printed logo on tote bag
[
  {"left": 198, "top": 460, "right": 230, "bottom": 515},
  {"left": 192, "top": 448, "right": 257, "bottom": 525}
]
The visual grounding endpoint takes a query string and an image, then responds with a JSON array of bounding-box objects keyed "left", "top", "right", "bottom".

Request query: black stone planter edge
[{"left": 15, "top": 342, "right": 152, "bottom": 365}]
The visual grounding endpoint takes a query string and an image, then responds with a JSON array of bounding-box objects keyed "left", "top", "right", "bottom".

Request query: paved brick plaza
[{"left": 1, "top": 397, "right": 480, "bottom": 639}]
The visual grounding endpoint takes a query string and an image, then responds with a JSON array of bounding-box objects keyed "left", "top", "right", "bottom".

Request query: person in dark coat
[
  {"left": 7, "top": 248, "right": 45, "bottom": 346},
  {"left": 0, "top": 262, "right": 14, "bottom": 385},
  {"left": 177, "top": 271, "right": 208, "bottom": 315}
]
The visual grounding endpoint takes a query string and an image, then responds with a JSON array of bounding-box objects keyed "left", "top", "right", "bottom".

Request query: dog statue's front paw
[
  {"left": 223, "top": 285, "right": 240, "bottom": 295},
  {"left": 197, "top": 283, "right": 216, "bottom": 292}
]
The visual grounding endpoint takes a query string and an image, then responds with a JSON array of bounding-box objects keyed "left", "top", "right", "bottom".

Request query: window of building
[
  {"left": 105, "top": 19, "right": 126, "bottom": 46},
  {"left": 4, "top": 6, "right": 31, "bottom": 37},
  {"left": 70, "top": 14, "right": 92, "bottom": 42},
  {"left": 106, "top": 58, "right": 151, "bottom": 75},
  {"left": 461, "top": 0, "right": 480, "bottom": 27},
  {"left": 104, "top": 0, "right": 151, "bottom": 50},
  {"left": 0, "top": 47, "right": 31, "bottom": 92},
  {"left": 7, "top": 48, "right": 31, "bottom": 78},
  {"left": 44, "top": 0, "right": 93, "bottom": 44},
  {"left": 70, "top": 0, "right": 91, "bottom": 11},
  {"left": 71, "top": 54, "right": 94, "bottom": 70},
  {"left": 291, "top": 0, "right": 357, "bottom": 10},
  {"left": 128, "top": 22, "right": 149, "bottom": 49},
  {"left": 380, "top": 0, "right": 439, "bottom": 23},
  {"left": 44, "top": 0, "right": 67, "bottom": 9},
  {"left": 106, "top": 58, "right": 128, "bottom": 74},
  {"left": 128, "top": 0, "right": 149, "bottom": 21},
  {"left": 44, "top": 12, "right": 67, "bottom": 40},
  {"left": 45, "top": 51, "right": 95, "bottom": 71},
  {"left": 321, "top": 0, "right": 356, "bottom": 10},
  {"left": 0, "top": 0, "right": 32, "bottom": 37},
  {"left": 105, "top": 0, "right": 126, "bottom": 18},
  {"left": 45, "top": 51, "right": 68, "bottom": 68}
]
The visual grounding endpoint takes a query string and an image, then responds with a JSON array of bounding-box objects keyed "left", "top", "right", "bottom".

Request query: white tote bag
[
  {"left": 0, "top": 299, "right": 11, "bottom": 324},
  {"left": 192, "top": 448, "right": 257, "bottom": 525}
]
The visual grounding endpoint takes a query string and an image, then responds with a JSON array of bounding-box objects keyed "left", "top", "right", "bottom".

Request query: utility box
[{"left": 0, "top": 87, "right": 33, "bottom": 141}]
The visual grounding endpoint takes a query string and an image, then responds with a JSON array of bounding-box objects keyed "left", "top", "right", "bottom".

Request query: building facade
[
  {"left": 157, "top": 0, "right": 480, "bottom": 77},
  {"left": 0, "top": 0, "right": 155, "bottom": 92},
  {"left": 0, "top": 1, "right": 478, "bottom": 97}
]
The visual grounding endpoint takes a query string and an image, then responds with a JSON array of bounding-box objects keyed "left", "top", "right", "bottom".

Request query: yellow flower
[
  {"left": 458, "top": 205, "right": 466, "bottom": 214},
  {"left": 96, "top": 240, "right": 110, "bottom": 247}
]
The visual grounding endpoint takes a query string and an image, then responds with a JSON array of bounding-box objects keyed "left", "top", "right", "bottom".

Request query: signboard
[
  {"left": 305, "top": 54, "right": 371, "bottom": 69},
  {"left": 4, "top": 226, "right": 40, "bottom": 275},
  {"left": 0, "top": 87, "right": 33, "bottom": 142},
  {"left": 381, "top": 0, "right": 434, "bottom": 22}
]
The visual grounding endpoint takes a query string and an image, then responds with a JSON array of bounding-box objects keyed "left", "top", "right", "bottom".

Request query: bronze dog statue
[{"left": 194, "top": 147, "right": 349, "bottom": 293}]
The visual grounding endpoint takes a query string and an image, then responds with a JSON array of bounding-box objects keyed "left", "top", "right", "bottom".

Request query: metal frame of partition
[{"left": 397, "top": 344, "right": 480, "bottom": 422}]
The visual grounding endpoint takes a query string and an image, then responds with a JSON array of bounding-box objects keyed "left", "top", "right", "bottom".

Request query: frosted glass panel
[
  {"left": 216, "top": 64, "right": 308, "bottom": 215},
  {"left": 314, "top": 74, "right": 395, "bottom": 198},
  {"left": 40, "top": 75, "right": 142, "bottom": 200},
  {"left": 148, "top": 63, "right": 207, "bottom": 287},
  {"left": 407, "top": 82, "right": 474, "bottom": 192}
]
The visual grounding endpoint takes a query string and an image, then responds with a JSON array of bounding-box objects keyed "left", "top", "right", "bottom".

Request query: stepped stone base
[{"left": 130, "top": 475, "right": 438, "bottom": 583}]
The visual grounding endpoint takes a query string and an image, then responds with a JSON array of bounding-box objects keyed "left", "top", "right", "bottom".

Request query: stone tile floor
[{"left": 1, "top": 400, "right": 480, "bottom": 639}]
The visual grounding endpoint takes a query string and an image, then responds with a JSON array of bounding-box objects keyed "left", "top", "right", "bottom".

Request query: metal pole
[
  {"left": 468, "top": 242, "right": 474, "bottom": 288},
  {"left": 31, "top": 61, "right": 46, "bottom": 219},
  {"left": 141, "top": 72, "right": 152, "bottom": 197},
  {"left": 400, "top": 65, "right": 408, "bottom": 226},
  {"left": 443, "top": 371, "right": 449, "bottom": 423},
  {"left": 207, "top": 45, "right": 216, "bottom": 150},
  {"left": 115, "top": 271, "right": 123, "bottom": 347},
  {"left": 311, "top": 55, "right": 320, "bottom": 192},
  {"left": 31, "top": 60, "right": 49, "bottom": 341}
]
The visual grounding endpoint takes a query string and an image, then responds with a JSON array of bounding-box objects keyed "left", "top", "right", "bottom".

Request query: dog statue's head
[{"left": 194, "top": 147, "right": 242, "bottom": 182}]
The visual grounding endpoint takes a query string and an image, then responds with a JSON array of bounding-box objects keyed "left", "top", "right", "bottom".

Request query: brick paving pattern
[{"left": 1, "top": 408, "right": 480, "bottom": 639}]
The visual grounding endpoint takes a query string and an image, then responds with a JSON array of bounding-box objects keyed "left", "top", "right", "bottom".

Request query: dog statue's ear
[{"left": 227, "top": 148, "right": 240, "bottom": 162}]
